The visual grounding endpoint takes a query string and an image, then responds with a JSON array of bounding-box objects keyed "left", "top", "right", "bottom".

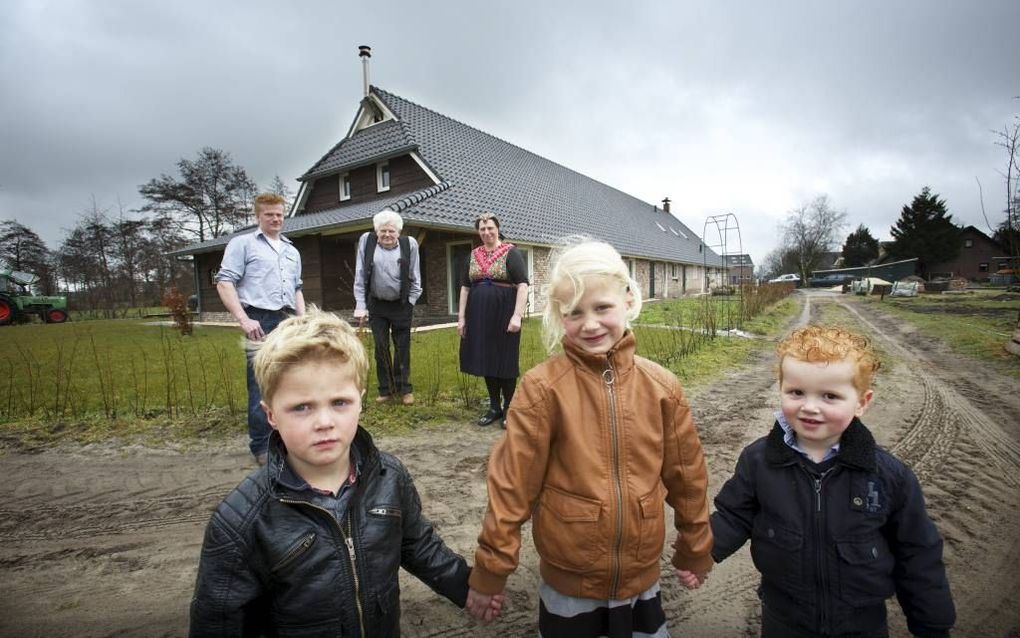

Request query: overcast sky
[{"left": 2, "top": 0, "right": 1018, "bottom": 267}]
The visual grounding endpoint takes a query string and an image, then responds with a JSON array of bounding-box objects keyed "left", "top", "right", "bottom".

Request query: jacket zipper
[
  {"left": 811, "top": 467, "right": 835, "bottom": 634},
  {"left": 272, "top": 532, "right": 316, "bottom": 573},
  {"left": 344, "top": 516, "right": 366, "bottom": 638},
  {"left": 279, "top": 498, "right": 365, "bottom": 638},
  {"left": 603, "top": 355, "right": 624, "bottom": 599}
]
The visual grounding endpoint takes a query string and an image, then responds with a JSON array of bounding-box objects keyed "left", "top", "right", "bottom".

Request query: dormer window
[
  {"left": 377, "top": 161, "right": 390, "bottom": 192},
  {"left": 340, "top": 173, "right": 352, "bottom": 201}
]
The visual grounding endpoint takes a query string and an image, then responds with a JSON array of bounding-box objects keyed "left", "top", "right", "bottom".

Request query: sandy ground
[{"left": 1, "top": 290, "right": 1019, "bottom": 637}]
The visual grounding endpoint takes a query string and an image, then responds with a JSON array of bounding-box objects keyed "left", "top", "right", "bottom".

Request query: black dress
[{"left": 459, "top": 244, "right": 529, "bottom": 379}]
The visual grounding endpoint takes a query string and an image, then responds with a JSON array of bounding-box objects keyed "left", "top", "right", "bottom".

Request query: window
[
  {"left": 671, "top": 263, "right": 678, "bottom": 278},
  {"left": 964, "top": 239, "right": 973, "bottom": 248},
  {"left": 377, "top": 161, "right": 390, "bottom": 192},
  {"left": 339, "top": 173, "right": 351, "bottom": 201},
  {"left": 979, "top": 262, "right": 989, "bottom": 272}
]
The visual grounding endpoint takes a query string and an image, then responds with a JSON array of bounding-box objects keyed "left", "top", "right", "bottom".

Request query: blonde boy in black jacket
[
  {"left": 707, "top": 326, "right": 954, "bottom": 637},
  {"left": 190, "top": 309, "right": 488, "bottom": 636}
]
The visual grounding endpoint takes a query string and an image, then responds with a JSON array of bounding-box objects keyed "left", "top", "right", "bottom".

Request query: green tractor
[{"left": 0, "top": 270, "right": 69, "bottom": 325}]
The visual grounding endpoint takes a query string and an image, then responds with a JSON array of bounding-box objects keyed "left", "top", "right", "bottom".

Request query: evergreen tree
[
  {"left": 841, "top": 224, "right": 880, "bottom": 267},
  {"left": 888, "top": 187, "right": 962, "bottom": 277}
]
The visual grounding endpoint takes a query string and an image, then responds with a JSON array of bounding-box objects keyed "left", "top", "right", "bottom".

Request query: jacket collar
[
  {"left": 562, "top": 330, "right": 637, "bottom": 376},
  {"left": 265, "top": 425, "right": 380, "bottom": 494},
  {"left": 765, "top": 417, "right": 876, "bottom": 471}
]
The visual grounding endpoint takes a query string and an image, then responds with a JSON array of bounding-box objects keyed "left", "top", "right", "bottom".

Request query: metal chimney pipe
[{"left": 358, "top": 45, "right": 372, "bottom": 96}]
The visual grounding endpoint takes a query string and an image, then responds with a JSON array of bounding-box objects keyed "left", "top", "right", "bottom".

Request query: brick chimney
[
  {"left": 359, "top": 45, "right": 372, "bottom": 97},
  {"left": 661, "top": 197, "right": 671, "bottom": 213}
]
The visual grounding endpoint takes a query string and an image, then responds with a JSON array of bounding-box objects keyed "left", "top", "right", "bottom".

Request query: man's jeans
[
  {"left": 245, "top": 307, "right": 289, "bottom": 456},
  {"left": 368, "top": 298, "right": 413, "bottom": 396}
]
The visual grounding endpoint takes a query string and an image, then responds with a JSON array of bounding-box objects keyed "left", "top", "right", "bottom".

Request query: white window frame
[
  {"left": 376, "top": 161, "right": 390, "bottom": 192},
  {"left": 339, "top": 173, "right": 351, "bottom": 201}
]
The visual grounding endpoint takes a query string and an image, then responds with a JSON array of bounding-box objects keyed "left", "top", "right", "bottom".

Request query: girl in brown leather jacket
[{"left": 466, "top": 240, "right": 714, "bottom": 636}]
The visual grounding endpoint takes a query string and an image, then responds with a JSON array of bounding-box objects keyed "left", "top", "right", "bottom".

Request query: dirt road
[{"left": 2, "top": 291, "right": 1018, "bottom": 637}]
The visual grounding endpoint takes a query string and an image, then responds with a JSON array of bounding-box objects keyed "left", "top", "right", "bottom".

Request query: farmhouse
[
  {"left": 175, "top": 54, "right": 725, "bottom": 321},
  {"left": 927, "top": 225, "right": 1013, "bottom": 283}
]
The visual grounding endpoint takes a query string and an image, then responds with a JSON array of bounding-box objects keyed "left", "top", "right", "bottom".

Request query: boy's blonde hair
[
  {"left": 253, "top": 307, "right": 369, "bottom": 404},
  {"left": 777, "top": 325, "right": 880, "bottom": 394},
  {"left": 541, "top": 238, "right": 642, "bottom": 353}
]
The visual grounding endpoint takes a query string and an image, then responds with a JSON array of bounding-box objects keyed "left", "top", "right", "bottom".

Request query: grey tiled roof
[
  {"left": 724, "top": 254, "right": 754, "bottom": 266},
  {"left": 176, "top": 86, "right": 722, "bottom": 267},
  {"left": 170, "top": 189, "right": 435, "bottom": 255},
  {"left": 302, "top": 118, "right": 416, "bottom": 178},
  {"left": 366, "top": 87, "right": 721, "bottom": 266}
]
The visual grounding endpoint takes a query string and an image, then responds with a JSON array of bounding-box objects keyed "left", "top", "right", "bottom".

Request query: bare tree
[
  {"left": 0, "top": 219, "right": 55, "bottom": 293},
  {"left": 268, "top": 174, "right": 294, "bottom": 211},
  {"left": 780, "top": 195, "right": 848, "bottom": 282},
  {"left": 993, "top": 104, "right": 1020, "bottom": 260},
  {"left": 138, "top": 147, "right": 257, "bottom": 243},
  {"left": 110, "top": 200, "right": 148, "bottom": 308}
]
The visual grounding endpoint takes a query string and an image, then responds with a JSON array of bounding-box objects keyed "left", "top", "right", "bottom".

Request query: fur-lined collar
[{"left": 765, "top": 417, "right": 877, "bottom": 471}]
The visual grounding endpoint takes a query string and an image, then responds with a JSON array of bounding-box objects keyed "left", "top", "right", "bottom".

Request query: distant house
[
  {"left": 723, "top": 254, "right": 754, "bottom": 285},
  {"left": 174, "top": 71, "right": 723, "bottom": 320},
  {"left": 928, "top": 226, "right": 1011, "bottom": 282}
]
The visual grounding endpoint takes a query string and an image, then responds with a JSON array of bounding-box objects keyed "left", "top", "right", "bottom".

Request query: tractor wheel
[
  {"left": 45, "top": 308, "right": 69, "bottom": 324},
  {"left": 0, "top": 298, "right": 13, "bottom": 325}
]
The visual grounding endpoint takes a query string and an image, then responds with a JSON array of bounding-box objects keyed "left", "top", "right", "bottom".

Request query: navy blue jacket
[
  {"left": 190, "top": 427, "right": 469, "bottom": 637},
  {"left": 711, "top": 418, "right": 955, "bottom": 637}
]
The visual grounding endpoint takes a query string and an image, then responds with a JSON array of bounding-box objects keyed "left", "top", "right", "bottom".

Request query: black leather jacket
[
  {"left": 711, "top": 419, "right": 955, "bottom": 638},
  {"left": 190, "top": 427, "right": 469, "bottom": 637}
]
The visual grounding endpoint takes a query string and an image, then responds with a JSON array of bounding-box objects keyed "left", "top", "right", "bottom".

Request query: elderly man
[
  {"left": 216, "top": 193, "right": 305, "bottom": 465},
  {"left": 353, "top": 210, "right": 422, "bottom": 405}
]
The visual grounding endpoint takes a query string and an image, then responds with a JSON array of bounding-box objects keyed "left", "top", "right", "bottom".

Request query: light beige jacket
[{"left": 470, "top": 332, "right": 713, "bottom": 599}]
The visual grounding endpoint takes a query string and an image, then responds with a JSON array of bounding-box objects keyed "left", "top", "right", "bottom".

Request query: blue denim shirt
[{"left": 216, "top": 229, "right": 302, "bottom": 311}]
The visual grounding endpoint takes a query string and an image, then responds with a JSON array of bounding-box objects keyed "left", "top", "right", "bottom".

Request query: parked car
[
  {"left": 808, "top": 273, "right": 853, "bottom": 288},
  {"left": 768, "top": 273, "right": 801, "bottom": 284}
]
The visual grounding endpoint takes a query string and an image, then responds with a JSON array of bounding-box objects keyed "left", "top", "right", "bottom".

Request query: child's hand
[
  {"left": 675, "top": 568, "right": 708, "bottom": 589},
  {"left": 466, "top": 587, "right": 505, "bottom": 622}
]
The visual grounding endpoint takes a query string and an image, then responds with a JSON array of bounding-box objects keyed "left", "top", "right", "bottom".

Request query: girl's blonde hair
[
  {"left": 252, "top": 306, "right": 369, "bottom": 404},
  {"left": 541, "top": 237, "right": 642, "bottom": 353}
]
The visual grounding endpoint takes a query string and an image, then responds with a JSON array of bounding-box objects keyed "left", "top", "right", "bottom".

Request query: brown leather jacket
[{"left": 470, "top": 331, "right": 713, "bottom": 599}]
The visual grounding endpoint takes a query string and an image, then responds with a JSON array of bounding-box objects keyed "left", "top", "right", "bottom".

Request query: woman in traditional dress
[{"left": 458, "top": 213, "right": 529, "bottom": 427}]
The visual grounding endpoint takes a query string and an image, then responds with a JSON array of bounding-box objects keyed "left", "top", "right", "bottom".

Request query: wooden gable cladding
[{"left": 303, "top": 154, "right": 433, "bottom": 213}]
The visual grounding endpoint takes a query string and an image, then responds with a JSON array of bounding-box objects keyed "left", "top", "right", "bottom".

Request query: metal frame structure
[{"left": 702, "top": 213, "right": 745, "bottom": 332}]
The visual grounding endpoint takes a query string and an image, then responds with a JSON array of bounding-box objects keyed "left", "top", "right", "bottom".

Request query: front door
[{"left": 448, "top": 242, "right": 473, "bottom": 315}]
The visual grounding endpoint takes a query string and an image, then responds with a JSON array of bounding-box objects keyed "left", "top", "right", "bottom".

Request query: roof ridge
[{"left": 371, "top": 86, "right": 668, "bottom": 213}]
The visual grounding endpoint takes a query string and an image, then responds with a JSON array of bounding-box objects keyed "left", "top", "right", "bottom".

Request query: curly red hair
[{"left": 777, "top": 325, "right": 880, "bottom": 394}]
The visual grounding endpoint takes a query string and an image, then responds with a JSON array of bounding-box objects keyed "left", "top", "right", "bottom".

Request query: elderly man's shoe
[
  {"left": 477, "top": 408, "right": 502, "bottom": 426},
  {"left": 375, "top": 395, "right": 392, "bottom": 404},
  {"left": 402, "top": 393, "right": 415, "bottom": 405}
]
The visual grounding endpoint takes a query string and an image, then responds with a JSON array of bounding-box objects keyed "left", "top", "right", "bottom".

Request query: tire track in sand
[{"left": 833, "top": 297, "right": 1020, "bottom": 636}]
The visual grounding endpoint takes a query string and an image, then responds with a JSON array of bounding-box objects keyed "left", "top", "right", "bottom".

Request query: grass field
[
  {"left": 0, "top": 293, "right": 799, "bottom": 444},
  {"left": 862, "top": 289, "right": 1020, "bottom": 374}
]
